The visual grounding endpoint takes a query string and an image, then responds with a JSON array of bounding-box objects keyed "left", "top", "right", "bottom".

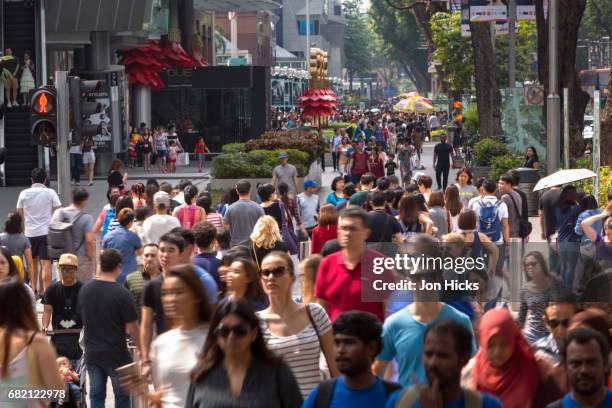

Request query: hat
[
  {"left": 153, "top": 191, "right": 171, "bottom": 207},
  {"left": 304, "top": 180, "right": 319, "bottom": 189},
  {"left": 58, "top": 253, "right": 79, "bottom": 268},
  {"left": 278, "top": 152, "right": 288, "bottom": 159}
]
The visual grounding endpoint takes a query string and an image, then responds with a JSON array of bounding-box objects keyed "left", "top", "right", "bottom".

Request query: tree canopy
[{"left": 344, "top": 0, "right": 373, "bottom": 90}]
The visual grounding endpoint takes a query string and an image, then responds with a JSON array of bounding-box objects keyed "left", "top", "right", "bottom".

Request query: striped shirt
[
  {"left": 257, "top": 303, "right": 332, "bottom": 399},
  {"left": 124, "top": 266, "right": 153, "bottom": 321},
  {"left": 205, "top": 212, "right": 224, "bottom": 231}
]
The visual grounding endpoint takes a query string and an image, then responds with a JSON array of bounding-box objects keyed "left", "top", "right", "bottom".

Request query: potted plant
[{"left": 471, "top": 138, "right": 510, "bottom": 179}]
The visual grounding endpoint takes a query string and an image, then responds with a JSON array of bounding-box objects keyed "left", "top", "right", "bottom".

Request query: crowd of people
[{"left": 0, "top": 106, "right": 611, "bottom": 408}]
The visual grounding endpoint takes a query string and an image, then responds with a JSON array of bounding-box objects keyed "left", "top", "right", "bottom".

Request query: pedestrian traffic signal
[
  {"left": 30, "top": 86, "right": 58, "bottom": 146},
  {"left": 69, "top": 77, "right": 107, "bottom": 144}
]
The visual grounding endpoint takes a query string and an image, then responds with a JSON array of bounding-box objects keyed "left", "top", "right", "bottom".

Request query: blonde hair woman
[{"left": 250, "top": 215, "right": 289, "bottom": 269}]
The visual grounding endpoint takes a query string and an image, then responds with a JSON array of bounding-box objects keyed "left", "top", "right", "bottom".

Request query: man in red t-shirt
[
  {"left": 349, "top": 141, "right": 370, "bottom": 184},
  {"left": 315, "top": 207, "right": 393, "bottom": 322}
]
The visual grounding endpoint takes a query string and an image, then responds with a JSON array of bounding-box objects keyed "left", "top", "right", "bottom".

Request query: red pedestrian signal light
[{"left": 31, "top": 89, "right": 57, "bottom": 116}]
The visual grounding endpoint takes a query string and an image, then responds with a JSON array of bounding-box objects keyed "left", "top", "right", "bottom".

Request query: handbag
[{"left": 176, "top": 152, "right": 189, "bottom": 166}]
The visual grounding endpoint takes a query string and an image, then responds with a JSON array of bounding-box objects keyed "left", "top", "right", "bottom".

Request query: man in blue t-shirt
[
  {"left": 546, "top": 328, "right": 612, "bottom": 408},
  {"left": 302, "top": 311, "right": 401, "bottom": 408},
  {"left": 374, "top": 235, "right": 477, "bottom": 387},
  {"left": 386, "top": 320, "right": 502, "bottom": 408}
]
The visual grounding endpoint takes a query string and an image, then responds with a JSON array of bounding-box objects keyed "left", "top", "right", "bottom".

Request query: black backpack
[{"left": 314, "top": 378, "right": 402, "bottom": 408}]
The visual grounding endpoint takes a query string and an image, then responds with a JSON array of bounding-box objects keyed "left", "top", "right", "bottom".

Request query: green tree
[
  {"left": 344, "top": 0, "right": 373, "bottom": 92},
  {"left": 369, "top": 0, "right": 430, "bottom": 92},
  {"left": 430, "top": 12, "right": 473, "bottom": 93},
  {"left": 494, "top": 21, "right": 538, "bottom": 88},
  {"left": 580, "top": 0, "right": 612, "bottom": 40}
]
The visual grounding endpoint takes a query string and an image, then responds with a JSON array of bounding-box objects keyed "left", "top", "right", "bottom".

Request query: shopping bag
[{"left": 177, "top": 152, "right": 189, "bottom": 166}]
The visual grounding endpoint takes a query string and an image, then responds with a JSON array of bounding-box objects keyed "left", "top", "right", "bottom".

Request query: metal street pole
[
  {"left": 563, "top": 88, "right": 569, "bottom": 168},
  {"left": 508, "top": 0, "right": 516, "bottom": 88},
  {"left": 593, "top": 91, "right": 601, "bottom": 197},
  {"left": 305, "top": 0, "right": 310, "bottom": 63},
  {"left": 55, "top": 71, "right": 71, "bottom": 205},
  {"left": 546, "top": 0, "right": 560, "bottom": 174}
]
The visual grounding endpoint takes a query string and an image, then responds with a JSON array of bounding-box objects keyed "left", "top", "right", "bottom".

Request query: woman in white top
[
  {"left": 0, "top": 277, "right": 64, "bottom": 407},
  {"left": 256, "top": 251, "right": 338, "bottom": 399},
  {"left": 128, "top": 264, "right": 211, "bottom": 408}
]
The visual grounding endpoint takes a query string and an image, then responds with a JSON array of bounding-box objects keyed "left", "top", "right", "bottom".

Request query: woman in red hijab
[{"left": 472, "top": 308, "right": 543, "bottom": 408}]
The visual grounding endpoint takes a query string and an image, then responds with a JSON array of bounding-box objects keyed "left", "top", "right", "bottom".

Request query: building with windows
[{"left": 275, "top": 0, "right": 345, "bottom": 79}]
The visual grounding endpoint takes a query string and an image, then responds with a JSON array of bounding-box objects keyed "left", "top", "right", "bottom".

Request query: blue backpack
[
  {"left": 478, "top": 200, "right": 502, "bottom": 242},
  {"left": 101, "top": 207, "right": 116, "bottom": 238}
]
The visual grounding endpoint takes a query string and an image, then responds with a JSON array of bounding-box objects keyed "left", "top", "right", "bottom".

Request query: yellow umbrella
[{"left": 394, "top": 96, "right": 435, "bottom": 113}]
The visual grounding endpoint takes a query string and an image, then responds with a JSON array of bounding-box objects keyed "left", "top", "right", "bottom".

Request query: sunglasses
[
  {"left": 547, "top": 319, "right": 570, "bottom": 329},
  {"left": 215, "top": 323, "right": 251, "bottom": 338},
  {"left": 261, "top": 266, "right": 287, "bottom": 278},
  {"left": 524, "top": 261, "right": 539, "bottom": 267}
]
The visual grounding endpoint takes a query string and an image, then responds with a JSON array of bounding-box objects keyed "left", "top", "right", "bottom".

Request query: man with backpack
[
  {"left": 499, "top": 173, "right": 532, "bottom": 241},
  {"left": 387, "top": 320, "right": 502, "bottom": 408},
  {"left": 49, "top": 188, "right": 95, "bottom": 283},
  {"left": 302, "top": 311, "right": 401, "bottom": 408},
  {"left": 471, "top": 180, "right": 509, "bottom": 277}
]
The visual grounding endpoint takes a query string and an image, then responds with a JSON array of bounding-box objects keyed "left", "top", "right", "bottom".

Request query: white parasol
[{"left": 532, "top": 168, "right": 597, "bottom": 192}]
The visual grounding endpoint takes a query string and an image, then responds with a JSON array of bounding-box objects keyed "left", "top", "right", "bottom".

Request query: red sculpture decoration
[
  {"left": 298, "top": 87, "right": 338, "bottom": 117},
  {"left": 117, "top": 40, "right": 207, "bottom": 90}
]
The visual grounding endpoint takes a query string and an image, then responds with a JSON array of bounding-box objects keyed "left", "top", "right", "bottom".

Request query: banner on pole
[
  {"left": 517, "top": 0, "right": 536, "bottom": 20},
  {"left": 469, "top": 0, "right": 507, "bottom": 22}
]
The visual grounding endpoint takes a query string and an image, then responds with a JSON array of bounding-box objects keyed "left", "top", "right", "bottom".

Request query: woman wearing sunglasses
[
  {"left": 221, "top": 257, "right": 268, "bottom": 311},
  {"left": 186, "top": 298, "right": 302, "bottom": 407},
  {"left": 256, "top": 252, "right": 338, "bottom": 399},
  {"left": 518, "top": 251, "right": 564, "bottom": 345}
]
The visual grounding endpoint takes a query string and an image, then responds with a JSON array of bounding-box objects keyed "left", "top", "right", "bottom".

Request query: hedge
[
  {"left": 473, "top": 138, "right": 510, "bottom": 166},
  {"left": 212, "top": 148, "right": 310, "bottom": 179},
  {"left": 221, "top": 143, "right": 246, "bottom": 154}
]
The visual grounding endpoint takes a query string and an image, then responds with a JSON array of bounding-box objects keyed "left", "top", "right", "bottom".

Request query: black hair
[
  {"left": 339, "top": 207, "right": 369, "bottom": 229},
  {"left": 196, "top": 192, "right": 214, "bottom": 213},
  {"left": 257, "top": 183, "right": 276, "bottom": 202},
  {"left": 0, "top": 247, "right": 19, "bottom": 278},
  {"left": 115, "top": 195, "right": 135, "bottom": 214},
  {"left": 371, "top": 191, "right": 386, "bottom": 207},
  {"left": 509, "top": 170, "right": 521, "bottom": 185},
  {"left": 360, "top": 173, "right": 375, "bottom": 186},
  {"left": 193, "top": 222, "right": 217, "bottom": 249},
  {"left": 415, "top": 193, "right": 428, "bottom": 212},
  {"left": 558, "top": 186, "right": 578, "bottom": 213},
  {"left": 560, "top": 327, "right": 610, "bottom": 363},
  {"left": 221, "top": 245, "right": 252, "bottom": 266},
  {"left": 171, "top": 227, "right": 195, "bottom": 247},
  {"left": 184, "top": 185, "right": 198, "bottom": 205},
  {"left": 526, "top": 145, "right": 539, "bottom": 161},
  {"left": 499, "top": 173, "right": 515, "bottom": 186},
  {"left": 167, "top": 264, "right": 212, "bottom": 323},
  {"left": 333, "top": 311, "right": 383, "bottom": 355},
  {"left": 146, "top": 178, "right": 159, "bottom": 188},
  {"left": 483, "top": 179, "right": 497, "bottom": 194},
  {"left": 405, "top": 183, "right": 418, "bottom": 194},
  {"left": 236, "top": 180, "right": 251, "bottom": 196},
  {"left": 4, "top": 212, "right": 23, "bottom": 234},
  {"left": 456, "top": 168, "right": 474, "bottom": 185},
  {"left": 117, "top": 208, "right": 135, "bottom": 227},
  {"left": 107, "top": 186, "right": 121, "bottom": 202},
  {"left": 376, "top": 177, "right": 390, "bottom": 191},
  {"left": 580, "top": 194, "right": 599, "bottom": 211},
  {"left": 72, "top": 187, "right": 90, "bottom": 204},
  {"left": 424, "top": 319, "right": 473, "bottom": 360},
  {"left": 331, "top": 176, "right": 344, "bottom": 192},
  {"left": 100, "top": 248, "right": 123, "bottom": 272},
  {"left": 159, "top": 232, "right": 186, "bottom": 252},
  {"left": 474, "top": 177, "right": 487, "bottom": 190},
  {"left": 135, "top": 206, "right": 152, "bottom": 222},
  {"left": 216, "top": 228, "right": 231, "bottom": 251},
  {"left": 177, "top": 179, "right": 192, "bottom": 191},
  {"left": 546, "top": 291, "right": 577, "bottom": 309},
  {"left": 343, "top": 182, "right": 357, "bottom": 198},
  {"left": 31, "top": 168, "right": 46, "bottom": 184},
  {"left": 191, "top": 299, "right": 278, "bottom": 381}
]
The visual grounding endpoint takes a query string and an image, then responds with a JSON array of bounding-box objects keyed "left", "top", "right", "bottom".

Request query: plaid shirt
[{"left": 284, "top": 197, "right": 302, "bottom": 230}]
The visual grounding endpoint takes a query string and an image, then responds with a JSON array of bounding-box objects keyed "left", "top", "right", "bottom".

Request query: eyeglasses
[
  {"left": 261, "top": 266, "right": 287, "bottom": 278},
  {"left": 524, "top": 262, "right": 538, "bottom": 267},
  {"left": 215, "top": 323, "right": 251, "bottom": 338},
  {"left": 547, "top": 319, "right": 570, "bottom": 329}
]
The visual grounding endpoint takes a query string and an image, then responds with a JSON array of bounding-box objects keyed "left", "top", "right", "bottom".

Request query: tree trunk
[
  {"left": 601, "top": 69, "right": 612, "bottom": 165},
  {"left": 469, "top": 22, "right": 503, "bottom": 138},
  {"left": 536, "top": 0, "right": 590, "bottom": 160},
  {"left": 349, "top": 68, "right": 354, "bottom": 93}
]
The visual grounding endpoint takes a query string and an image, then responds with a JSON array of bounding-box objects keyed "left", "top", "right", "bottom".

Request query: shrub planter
[{"left": 209, "top": 161, "right": 322, "bottom": 191}]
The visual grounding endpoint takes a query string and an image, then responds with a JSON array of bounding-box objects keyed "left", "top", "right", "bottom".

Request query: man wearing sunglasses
[
  {"left": 534, "top": 293, "right": 577, "bottom": 366},
  {"left": 42, "top": 253, "right": 84, "bottom": 363}
]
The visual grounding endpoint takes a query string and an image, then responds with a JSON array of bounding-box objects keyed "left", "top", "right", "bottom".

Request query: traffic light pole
[{"left": 55, "top": 71, "right": 71, "bottom": 205}]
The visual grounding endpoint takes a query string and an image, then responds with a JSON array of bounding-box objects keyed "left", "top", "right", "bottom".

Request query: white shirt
[
  {"left": 429, "top": 115, "right": 440, "bottom": 129},
  {"left": 143, "top": 214, "right": 181, "bottom": 244},
  {"left": 16, "top": 183, "right": 62, "bottom": 237},
  {"left": 151, "top": 324, "right": 208, "bottom": 408},
  {"left": 470, "top": 195, "right": 509, "bottom": 244}
]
